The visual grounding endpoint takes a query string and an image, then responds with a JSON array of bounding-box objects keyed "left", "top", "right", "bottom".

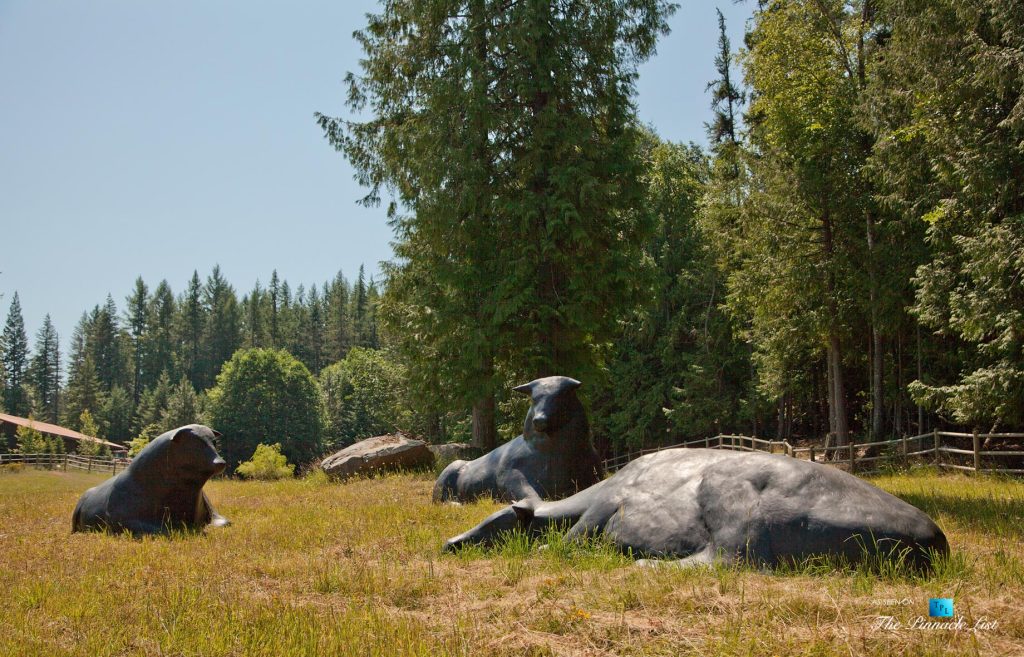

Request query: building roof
[{"left": 0, "top": 413, "right": 126, "bottom": 451}]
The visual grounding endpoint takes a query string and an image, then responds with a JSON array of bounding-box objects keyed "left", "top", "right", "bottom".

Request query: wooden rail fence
[
  {"left": 603, "top": 431, "right": 1024, "bottom": 477},
  {"left": 0, "top": 453, "right": 131, "bottom": 475}
]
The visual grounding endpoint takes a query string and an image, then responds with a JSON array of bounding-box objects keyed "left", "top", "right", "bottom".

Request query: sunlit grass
[{"left": 0, "top": 467, "right": 1021, "bottom": 656}]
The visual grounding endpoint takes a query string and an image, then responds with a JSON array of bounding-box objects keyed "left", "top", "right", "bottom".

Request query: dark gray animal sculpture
[
  {"left": 444, "top": 448, "right": 948, "bottom": 569},
  {"left": 433, "top": 376, "right": 603, "bottom": 503},
  {"left": 72, "top": 424, "right": 230, "bottom": 535}
]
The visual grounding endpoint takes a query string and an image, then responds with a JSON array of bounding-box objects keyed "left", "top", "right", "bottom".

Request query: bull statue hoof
[
  {"left": 433, "top": 376, "right": 603, "bottom": 503},
  {"left": 442, "top": 448, "right": 949, "bottom": 571}
]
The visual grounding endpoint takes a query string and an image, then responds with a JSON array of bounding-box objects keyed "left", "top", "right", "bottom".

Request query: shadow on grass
[{"left": 895, "top": 491, "right": 1024, "bottom": 540}]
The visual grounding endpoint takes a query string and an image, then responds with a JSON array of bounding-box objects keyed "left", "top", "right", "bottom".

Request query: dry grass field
[{"left": 1, "top": 465, "right": 1022, "bottom": 656}]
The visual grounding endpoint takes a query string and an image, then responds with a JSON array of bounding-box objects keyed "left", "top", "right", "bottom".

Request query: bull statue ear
[
  {"left": 212, "top": 430, "right": 223, "bottom": 439},
  {"left": 511, "top": 499, "right": 536, "bottom": 523},
  {"left": 170, "top": 427, "right": 192, "bottom": 442},
  {"left": 512, "top": 382, "right": 534, "bottom": 396}
]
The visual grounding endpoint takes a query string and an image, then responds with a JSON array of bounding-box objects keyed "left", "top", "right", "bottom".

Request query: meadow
[{"left": 1, "top": 466, "right": 1021, "bottom": 656}]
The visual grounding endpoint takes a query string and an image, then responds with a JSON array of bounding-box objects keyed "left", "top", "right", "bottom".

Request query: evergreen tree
[
  {"left": 705, "top": 8, "right": 743, "bottom": 149},
  {"left": 1, "top": 292, "right": 30, "bottom": 416},
  {"left": 90, "top": 295, "right": 128, "bottom": 391},
  {"left": 76, "top": 409, "right": 105, "bottom": 456},
  {"left": 63, "top": 353, "right": 105, "bottom": 429},
  {"left": 100, "top": 385, "right": 134, "bottom": 443},
  {"left": 320, "top": 347, "right": 408, "bottom": 447},
  {"left": 594, "top": 139, "right": 753, "bottom": 451},
  {"left": 179, "top": 271, "right": 206, "bottom": 388},
  {"left": 320, "top": 0, "right": 675, "bottom": 449},
  {"left": 125, "top": 277, "right": 149, "bottom": 404},
  {"left": 133, "top": 370, "right": 172, "bottom": 433},
  {"left": 871, "top": 0, "right": 1024, "bottom": 429},
  {"left": 325, "top": 271, "right": 351, "bottom": 362},
  {"left": 717, "top": 0, "right": 893, "bottom": 446},
  {"left": 29, "top": 314, "right": 61, "bottom": 422},
  {"left": 163, "top": 376, "right": 201, "bottom": 429},
  {"left": 242, "top": 280, "right": 267, "bottom": 349},
  {"left": 199, "top": 265, "right": 241, "bottom": 389},
  {"left": 351, "top": 265, "right": 369, "bottom": 348},
  {"left": 268, "top": 270, "right": 281, "bottom": 348},
  {"left": 144, "top": 280, "right": 177, "bottom": 387}
]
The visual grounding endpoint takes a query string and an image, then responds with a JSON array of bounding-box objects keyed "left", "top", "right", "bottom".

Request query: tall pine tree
[
  {"left": 1, "top": 293, "right": 30, "bottom": 416},
  {"left": 320, "top": 0, "right": 675, "bottom": 448},
  {"left": 29, "top": 314, "right": 61, "bottom": 422}
]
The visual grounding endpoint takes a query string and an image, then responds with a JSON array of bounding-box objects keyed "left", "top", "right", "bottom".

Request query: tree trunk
[
  {"left": 472, "top": 393, "right": 496, "bottom": 452},
  {"left": 826, "top": 348, "right": 837, "bottom": 447},
  {"left": 916, "top": 323, "right": 924, "bottom": 433},
  {"left": 829, "top": 334, "right": 849, "bottom": 447}
]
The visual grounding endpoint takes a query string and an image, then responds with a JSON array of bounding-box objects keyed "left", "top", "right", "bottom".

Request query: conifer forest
[{"left": 2, "top": 0, "right": 1022, "bottom": 467}]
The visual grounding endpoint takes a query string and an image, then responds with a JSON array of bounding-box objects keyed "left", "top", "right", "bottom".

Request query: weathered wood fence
[
  {"left": 0, "top": 452, "right": 131, "bottom": 475},
  {"left": 603, "top": 431, "right": 1024, "bottom": 476}
]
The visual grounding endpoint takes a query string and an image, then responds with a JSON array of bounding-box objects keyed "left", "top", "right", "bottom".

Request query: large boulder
[
  {"left": 321, "top": 434, "right": 435, "bottom": 480},
  {"left": 427, "top": 442, "right": 481, "bottom": 464}
]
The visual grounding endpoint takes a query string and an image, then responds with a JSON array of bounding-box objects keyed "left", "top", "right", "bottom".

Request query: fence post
[
  {"left": 972, "top": 429, "right": 981, "bottom": 473},
  {"left": 63, "top": 454, "right": 68, "bottom": 472},
  {"left": 705, "top": 436, "right": 709, "bottom": 449},
  {"left": 849, "top": 442, "right": 856, "bottom": 474},
  {"left": 901, "top": 435, "right": 908, "bottom": 458},
  {"left": 718, "top": 435, "right": 723, "bottom": 449},
  {"left": 87, "top": 457, "right": 92, "bottom": 473},
  {"left": 809, "top": 445, "right": 815, "bottom": 463},
  {"left": 933, "top": 429, "right": 940, "bottom": 466}
]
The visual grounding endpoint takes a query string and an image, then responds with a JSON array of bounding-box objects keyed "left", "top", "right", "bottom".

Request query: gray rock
[
  {"left": 321, "top": 434, "right": 435, "bottom": 479},
  {"left": 428, "top": 442, "right": 480, "bottom": 464},
  {"left": 443, "top": 447, "right": 949, "bottom": 570}
]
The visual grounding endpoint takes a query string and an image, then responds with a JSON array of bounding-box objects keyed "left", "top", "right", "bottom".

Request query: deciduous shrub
[{"left": 236, "top": 443, "right": 295, "bottom": 480}]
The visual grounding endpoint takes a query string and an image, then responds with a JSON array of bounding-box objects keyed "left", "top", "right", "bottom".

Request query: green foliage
[
  {"left": 28, "top": 315, "right": 61, "bottom": 423},
  {"left": 870, "top": 0, "right": 1024, "bottom": 428},
  {"left": 162, "top": 376, "right": 201, "bottom": 429},
  {"left": 320, "top": 347, "right": 408, "bottom": 447},
  {"left": 1, "top": 292, "right": 31, "bottom": 416},
  {"left": 14, "top": 419, "right": 47, "bottom": 454},
  {"left": 127, "top": 423, "right": 161, "bottom": 457},
  {"left": 321, "top": 0, "right": 676, "bottom": 447},
  {"left": 207, "top": 348, "right": 326, "bottom": 469},
  {"left": 75, "top": 409, "right": 105, "bottom": 457},
  {"left": 593, "top": 138, "right": 755, "bottom": 450},
  {"left": 99, "top": 385, "right": 134, "bottom": 443},
  {"left": 235, "top": 443, "right": 296, "bottom": 480}
]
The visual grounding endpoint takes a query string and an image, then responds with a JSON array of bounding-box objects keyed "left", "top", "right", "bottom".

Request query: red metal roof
[{"left": 0, "top": 413, "right": 125, "bottom": 450}]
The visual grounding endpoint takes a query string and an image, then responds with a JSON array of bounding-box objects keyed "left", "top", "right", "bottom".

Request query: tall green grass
[{"left": 0, "top": 468, "right": 1021, "bottom": 656}]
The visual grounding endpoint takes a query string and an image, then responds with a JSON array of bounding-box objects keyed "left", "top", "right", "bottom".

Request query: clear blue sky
[{"left": 0, "top": 1, "right": 752, "bottom": 354}]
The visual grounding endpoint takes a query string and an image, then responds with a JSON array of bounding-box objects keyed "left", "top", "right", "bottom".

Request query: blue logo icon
[{"left": 929, "top": 598, "right": 954, "bottom": 618}]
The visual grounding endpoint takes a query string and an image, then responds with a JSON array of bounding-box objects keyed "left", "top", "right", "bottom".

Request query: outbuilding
[{"left": 0, "top": 412, "right": 126, "bottom": 455}]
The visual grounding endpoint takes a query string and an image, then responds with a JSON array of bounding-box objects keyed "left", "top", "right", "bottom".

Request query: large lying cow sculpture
[
  {"left": 444, "top": 448, "right": 948, "bottom": 569},
  {"left": 433, "top": 376, "right": 603, "bottom": 503}
]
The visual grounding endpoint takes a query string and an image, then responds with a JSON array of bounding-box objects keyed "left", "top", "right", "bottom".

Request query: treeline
[
  {"left": 0, "top": 266, "right": 381, "bottom": 444},
  {"left": 4, "top": 0, "right": 1020, "bottom": 457},
  {"left": 317, "top": 0, "right": 1023, "bottom": 454}
]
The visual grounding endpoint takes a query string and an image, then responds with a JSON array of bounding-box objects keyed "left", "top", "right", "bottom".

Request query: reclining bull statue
[
  {"left": 443, "top": 448, "right": 948, "bottom": 570},
  {"left": 433, "top": 376, "right": 603, "bottom": 503}
]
